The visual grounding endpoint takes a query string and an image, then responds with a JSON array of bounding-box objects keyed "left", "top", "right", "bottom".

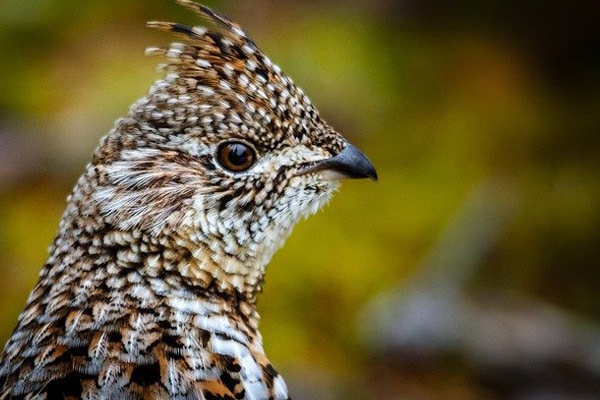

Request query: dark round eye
[{"left": 217, "top": 141, "right": 256, "bottom": 172}]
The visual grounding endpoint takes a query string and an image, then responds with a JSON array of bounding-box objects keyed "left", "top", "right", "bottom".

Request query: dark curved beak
[{"left": 298, "top": 143, "right": 378, "bottom": 181}]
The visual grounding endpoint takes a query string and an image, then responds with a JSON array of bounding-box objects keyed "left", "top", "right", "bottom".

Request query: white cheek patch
[{"left": 93, "top": 151, "right": 203, "bottom": 236}]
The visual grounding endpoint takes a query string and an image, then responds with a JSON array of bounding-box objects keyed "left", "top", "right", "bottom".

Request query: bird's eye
[{"left": 217, "top": 141, "right": 256, "bottom": 172}]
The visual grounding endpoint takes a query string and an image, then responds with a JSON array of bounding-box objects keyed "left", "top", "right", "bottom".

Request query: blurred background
[{"left": 1, "top": 0, "right": 599, "bottom": 399}]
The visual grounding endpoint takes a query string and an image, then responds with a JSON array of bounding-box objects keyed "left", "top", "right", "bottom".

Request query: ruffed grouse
[{"left": 0, "top": 1, "right": 377, "bottom": 399}]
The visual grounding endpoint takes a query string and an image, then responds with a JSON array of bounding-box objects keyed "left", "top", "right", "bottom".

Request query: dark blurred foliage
[{"left": 0, "top": 1, "right": 599, "bottom": 399}]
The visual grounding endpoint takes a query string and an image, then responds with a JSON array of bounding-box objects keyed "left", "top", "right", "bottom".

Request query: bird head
[{"left": 88, "top": 1, "right": 376, "bottom": 296}]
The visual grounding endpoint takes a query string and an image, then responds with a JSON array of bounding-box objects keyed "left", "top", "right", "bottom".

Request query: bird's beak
[{"left": 298, "top": 143, "right": 378, "bottom": 181}]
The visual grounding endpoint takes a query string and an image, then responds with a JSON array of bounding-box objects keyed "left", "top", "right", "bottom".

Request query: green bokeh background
[{"left": 0, "top": 1, "right": 598, "bottom": 398}]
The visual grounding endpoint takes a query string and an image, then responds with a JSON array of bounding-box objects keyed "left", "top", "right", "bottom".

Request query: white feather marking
[{"left": 195, "top": 58, "right": 211, "bottom": 68}]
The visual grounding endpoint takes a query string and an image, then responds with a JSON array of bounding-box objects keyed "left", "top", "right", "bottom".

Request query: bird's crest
[{"left": 145, "top": 1, "right": 280, "bottom": 93}]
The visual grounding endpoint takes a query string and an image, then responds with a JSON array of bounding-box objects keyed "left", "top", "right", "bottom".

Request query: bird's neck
[{"left": 38, "top": 212, "right": 264, "bottom": 332}]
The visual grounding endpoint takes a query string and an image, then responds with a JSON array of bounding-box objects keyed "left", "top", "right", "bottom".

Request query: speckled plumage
[{"left": 0, "top": 2, "right": 376, "bottom": 399}]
